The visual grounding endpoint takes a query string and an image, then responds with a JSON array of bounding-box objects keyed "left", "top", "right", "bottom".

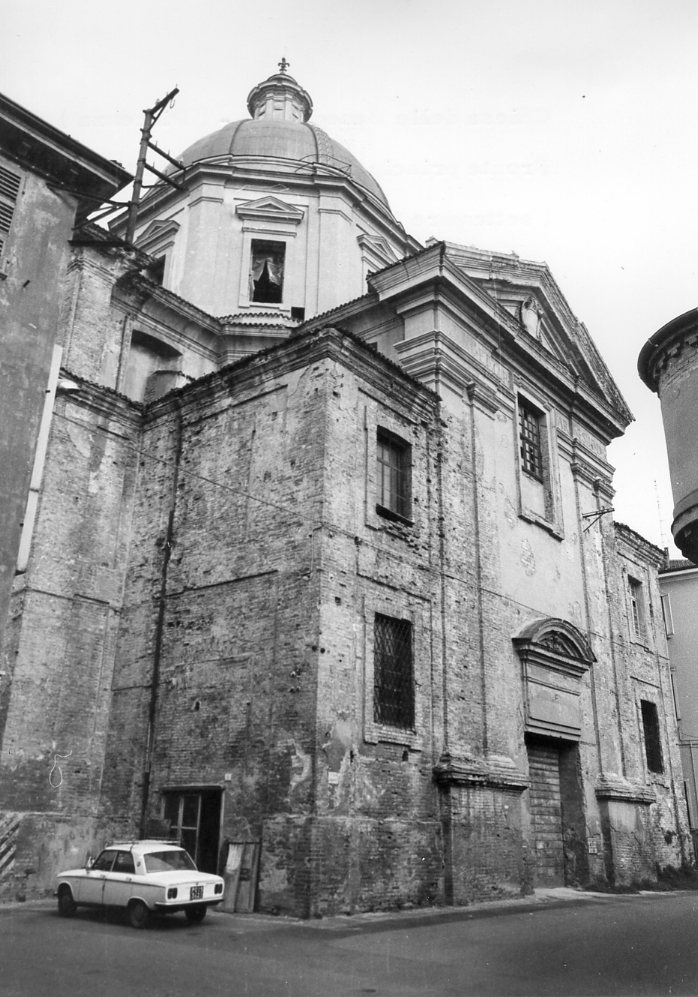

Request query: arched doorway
[{"left": 514, "top": 619, "right": 596, "bottom": 887}]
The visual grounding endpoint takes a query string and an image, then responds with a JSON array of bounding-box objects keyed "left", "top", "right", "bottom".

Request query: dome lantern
[{"left": 246, "top": 59, "right": 314, "bottom": 123}]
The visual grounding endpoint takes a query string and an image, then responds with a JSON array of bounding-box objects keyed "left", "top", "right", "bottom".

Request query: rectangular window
[
  {"left": 376, "top": 428, "right": 411, "bottom": 521},
  {"left": 628, "top": 576, "right": 646, "bottom": 638},
  {"left": 148, "top": 256, "right": 165, "bottom": 285},
  {"left": 518, "top": 397, "right": 544, "bottom": 481},
  {"left": 0, "top": 163, "right": 21, "bottom": 256},
  {"left": 113, "top": 851, "right": 136, "bottom": 874},
  {"left": 250, "top": 239, "right": 285, "bottom": 304},
  {"left": 374, "top": 613, "right": 414, "bottom": 729},
  {"left": 640, "top": 700, "right": 664, "bottom": 774},
  {"left": 660, "top": 593, "right": 674, "bottom": 637}
]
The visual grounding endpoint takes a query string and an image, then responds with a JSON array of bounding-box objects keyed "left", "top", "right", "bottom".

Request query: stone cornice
[
  {"left": 145, "top": 326, "right": 440, "bottom": 426},
  {"left": 595, "top": 777, "right": 656, "bottom": 805},
  {"left": 56, "top": 370, "right": 142, "bottom": 431},
  {"left": 564, "top": 436, "right": 615, "bottom": 490},
  {"left": 366, "top": 247, "right": 629, "bottom": 442},
  {"left": 0, "top": 92, "right": 131, "bottom": 217},
  {"left": 235, "top": 194, "right": 304, "bottom": 226},
  {"left": 638, "top": 306, "right": 698, "bottom": 393},
  {"left": 113, "top": 272, "right": 222, "bottom": 340},
  {"left": 394, "top": 330, "right": 501, "bottom": 412},
  {"left": 444, "top": 243, "right": 633, "bottom": 426},
  {"left": 115, "top": 160, "right": 419, "bottom": 254},
  {"left": 433, "top": 754, "right": 529, "bottom": 791},
  {"left": 614, "top": 521, "right": 665, "bottom": 566}
]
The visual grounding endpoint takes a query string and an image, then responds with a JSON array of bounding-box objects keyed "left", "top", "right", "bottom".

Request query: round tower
[{"left": 639, "top": 308, "right": 698, "bottom": 562}]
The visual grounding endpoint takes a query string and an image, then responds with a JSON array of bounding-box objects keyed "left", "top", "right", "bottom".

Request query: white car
[{"left": 55, "top": 840, "right": 225, "bottom": 928}]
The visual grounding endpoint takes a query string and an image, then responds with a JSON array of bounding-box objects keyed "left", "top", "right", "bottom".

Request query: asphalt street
[{"left": 1, "top": 889, "right": 697, "bottom": 996}]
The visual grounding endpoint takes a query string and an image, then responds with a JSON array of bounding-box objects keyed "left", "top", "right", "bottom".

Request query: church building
[{"left": 0, "top": 65, "right": 691, "bottom": 915}]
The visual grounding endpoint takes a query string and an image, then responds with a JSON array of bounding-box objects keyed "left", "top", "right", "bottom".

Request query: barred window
[
  {"left": 377, "top": 428, "right": 411, "bottom": 520},
  {"left": 640, "top": 700, "right": 664, "bottom": 774},
  {"left": 374, "top": 613, "right": 414, "bottom": 729},
  {"left": 518, "top": 398, "right": 544, "bottom": 481}
]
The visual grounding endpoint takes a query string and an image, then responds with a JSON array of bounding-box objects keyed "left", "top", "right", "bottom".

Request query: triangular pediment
[
  {"left": 358, "top": 232, "right": 399, "bottom": 272},
  {"left": 441, "top": 243, "right": 631, "bottom": 423},
  {"left": 235, "top": 195, "right": 304, "bottom": 225},
  {"left": 498, "top": 291, "right": 565, "bottom": 358},
  {"left": 136, "top": 217, "right": 180, "bottom": 252}
]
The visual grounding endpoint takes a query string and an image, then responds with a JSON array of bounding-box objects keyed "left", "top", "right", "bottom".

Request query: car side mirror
[{"left": 85, "top": 854, "right": 93, "bottom": 870}]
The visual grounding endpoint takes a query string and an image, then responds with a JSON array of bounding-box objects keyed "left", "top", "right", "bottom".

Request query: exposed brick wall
[
  {"left": 0, "top": 310, "right": 692, "bottom": 911},
  {"left": 446, "top": 784, "right": 529, "bottom": 902}
]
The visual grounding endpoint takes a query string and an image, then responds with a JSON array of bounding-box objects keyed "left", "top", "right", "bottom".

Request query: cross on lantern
[{"left": 278, "top": 57, "right": 290, "bottom": 73}]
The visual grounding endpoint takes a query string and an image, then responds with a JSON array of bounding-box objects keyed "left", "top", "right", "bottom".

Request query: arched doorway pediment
[
  {"left": 513, "top": 617, "right": 595, "bottom": 681},
  {"left": 513, "top": 618, "right": 594, "bottom": 741}
]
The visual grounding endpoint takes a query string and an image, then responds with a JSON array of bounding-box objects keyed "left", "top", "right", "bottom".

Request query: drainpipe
[
  {"left": 16, "top": 345, "right": 63, "bottom": 573},
  {"left": 139, "top": 397, "right": 183, "bottom": 837}
]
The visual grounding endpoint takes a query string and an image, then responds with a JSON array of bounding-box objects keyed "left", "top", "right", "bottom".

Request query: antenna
[
  {"left": 654, "top": 479, "right": 669, "bottom": 550},
  {"left": 125, "top": 87, "right": 185, "bottom": 245}
]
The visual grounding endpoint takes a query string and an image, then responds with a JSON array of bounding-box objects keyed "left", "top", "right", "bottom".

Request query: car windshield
[{"left": 143, "top": 850, "right": 197, "bottom": 873}]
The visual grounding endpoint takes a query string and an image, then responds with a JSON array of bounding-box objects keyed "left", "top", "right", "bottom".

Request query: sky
[{"left": 5, "top": 0, "right": 697, "bottom": 554}]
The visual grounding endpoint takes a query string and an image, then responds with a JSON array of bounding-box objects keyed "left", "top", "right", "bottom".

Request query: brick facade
[
  {"left": 0, "top": 261, "right": 691, "bottom": 910},
  {"left": 0, "top": 81, "right": 692, "bottom": 914}
]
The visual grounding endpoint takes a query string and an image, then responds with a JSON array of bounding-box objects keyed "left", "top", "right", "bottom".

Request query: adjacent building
[
  {"left": 639, "top": 309, "right": 698, "bottom": 563},
  {"left": 0, "top": 97, "right": 129, "bottom": 893},
  {"left": 0, "top": 68, "right": 691, "bottom": 915},
  {"left": 638, "top": 280, "right": 698, "bottom": 853},
  {"left": 657, "top": 559, "right": 698, "bottom": 851},
  {"left": 0, "top": 94, "right": 130, "bottom": 647}
]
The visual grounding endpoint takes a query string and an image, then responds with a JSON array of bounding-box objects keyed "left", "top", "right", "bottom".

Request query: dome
[
  {"left": 176, "top": 65, "right": 391, "bottom": 210},
  {"left": 178, "top": 120, "right": 390, "bottom": 210}
]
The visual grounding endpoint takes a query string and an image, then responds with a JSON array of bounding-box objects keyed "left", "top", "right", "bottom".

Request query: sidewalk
[
  {"left": 229, "top": 886, "right": 626, "bottom": 935},
  {"left": 0, "top": 884, "right": 661, "bottom": 933}
]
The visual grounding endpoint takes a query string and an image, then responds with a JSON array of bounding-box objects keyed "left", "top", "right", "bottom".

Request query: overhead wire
[{"left": 50, "top": 407, "right": 646, "bottom": 655}]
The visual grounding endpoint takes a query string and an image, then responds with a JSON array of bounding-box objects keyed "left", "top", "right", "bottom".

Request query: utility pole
[{"left": 125, "top": 87, "right": 185, "bottom": 245}]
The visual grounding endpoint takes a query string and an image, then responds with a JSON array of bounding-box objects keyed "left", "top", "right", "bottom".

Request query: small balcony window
[{"left": 250, "top": 239, "right": 285, "bottom": 304}]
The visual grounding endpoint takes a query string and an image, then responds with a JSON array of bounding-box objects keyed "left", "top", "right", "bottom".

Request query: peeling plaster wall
[
  {"left": 0, "top": 156, "right": 78, "bottom": 649},
  {"left": 0, "top": 287, "right": 691, "bottom": 910}
]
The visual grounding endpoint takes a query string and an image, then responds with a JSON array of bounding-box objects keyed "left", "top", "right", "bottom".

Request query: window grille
[
  {"left": 518, "top": 398, "right": 544, "bottom": 481},
  {"left": 640, "top": 699, "right": 664, "bottom": 774},
  {"left": 376, "top": 429, "right": 410, "bottom": 519},
  {"left": 373, "top": 613, "right": 414, "bottom": 729}
]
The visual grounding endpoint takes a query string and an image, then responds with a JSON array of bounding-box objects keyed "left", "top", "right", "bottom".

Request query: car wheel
[
  {"left": 57, "top": 887, "right": 77, "bottom": 917},
  {"left": 185, "top": 904, "right": 207, "bottom": 924},
  {"left": 127, "top": 900, "right": 150, "bottom": 929}
]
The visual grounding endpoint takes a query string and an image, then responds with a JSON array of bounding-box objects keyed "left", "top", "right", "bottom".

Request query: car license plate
[{"left": 190, "top": 885, "right": 203, "bottom": 900}]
